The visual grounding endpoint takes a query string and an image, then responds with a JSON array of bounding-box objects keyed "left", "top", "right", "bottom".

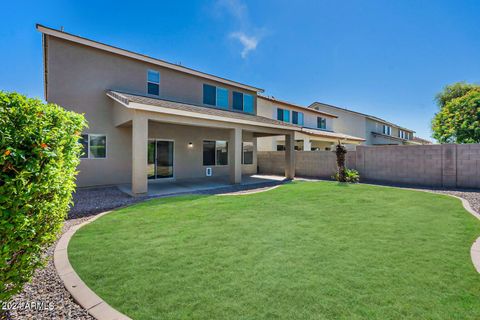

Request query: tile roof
[
  {"left": 258, "top": 95, "right": 338, "bottom": 118},
  {"left": 107, "top": 91, "right": 301, "bottom": 130}
]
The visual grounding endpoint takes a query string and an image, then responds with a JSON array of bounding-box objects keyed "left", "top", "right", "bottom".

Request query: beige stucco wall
[
  {"left": 46, "top": 36, "right": 259, "bottom": 187},
  {"left": 148, "top": 122, "right": 256, "bottom": 180},
  {"left": 312, "top": 103, "right": 368, "bottom": 143}
]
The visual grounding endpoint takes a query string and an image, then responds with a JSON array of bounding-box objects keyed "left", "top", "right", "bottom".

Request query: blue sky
[{"left": 1, "top": 0, "right": 479, "bottom": 140}]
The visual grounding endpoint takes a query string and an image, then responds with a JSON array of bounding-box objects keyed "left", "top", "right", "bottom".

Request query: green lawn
[{"left": 69, "top": 181, "right": 480, "bottom": 320}]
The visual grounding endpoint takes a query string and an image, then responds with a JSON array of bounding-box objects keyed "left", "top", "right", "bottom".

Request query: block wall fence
[{"left": 257, "top": 144, "right": 480, "bottom": 189}]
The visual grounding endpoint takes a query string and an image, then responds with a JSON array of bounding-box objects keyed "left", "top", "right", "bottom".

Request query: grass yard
[{"left": 69, "top": 181, "right": 480, "bottom": 319}]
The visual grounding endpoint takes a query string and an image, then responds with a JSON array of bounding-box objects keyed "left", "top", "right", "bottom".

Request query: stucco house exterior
[
  {"left": 309, "top": 102, "right": 416, "bottom": 149},
  {"left": 36, "top": 24, "right": 299, "bottom": 194},
  {"left": 256, "top": 96, "right": 365, "bottom": 151}
]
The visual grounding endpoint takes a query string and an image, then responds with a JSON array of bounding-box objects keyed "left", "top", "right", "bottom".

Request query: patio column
[
  {"left": 285, "top": 133, "right": 295, "bottom": 179},
  {"left": 303, "top": 137, "right": 312, "bottom": 151},
  {"left": 229, "top": 127, "right": 242, "bottom": 184},
  {"left": 132, "top": 114, "right": 148, "bottom": 194}
]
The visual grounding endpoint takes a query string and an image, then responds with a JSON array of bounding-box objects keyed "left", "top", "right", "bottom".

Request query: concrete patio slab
[{"left": 118, "top": 174, "right": 286, "bottom": 197}]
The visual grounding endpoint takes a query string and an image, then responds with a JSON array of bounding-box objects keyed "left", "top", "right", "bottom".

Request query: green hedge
[{"left": 0, "top": 92, "right": 87, "bottom": 302}]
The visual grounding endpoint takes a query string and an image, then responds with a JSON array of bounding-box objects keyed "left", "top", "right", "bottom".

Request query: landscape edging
[{"left": 54, "top": 210, "right": 132, "bottom": 320}]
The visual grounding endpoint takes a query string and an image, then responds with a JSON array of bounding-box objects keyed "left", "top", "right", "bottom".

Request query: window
[
  {"left": 80, "top": 134, "right": 107, "bottom": 159},
  {"left": 399, "top": 130, "right": 410, "bottom": 140},
  {"left": 203, "top": 84, "right": 216, "bottom": 105},
  {"left": 216, "top": 87, "right": 229, "bottom": 109},
  {"left": 276, "top": 144, "right": 286, "bottom": 151},
  {"left": 277, "top": 108, "right": 290, "bottom": 122},
  {"left": 203, "top": 84, "right": 229, "bottom": 109},
  {"left": 317, "top": 117, "right": 326, "bottom": 129},
  {"left": 80, "top": 134, "right": 88, "bottom": 159},
  {"left": 292, "top": 111, "right": 304, "bottom": 126},
  {"left": 147, "top": 70, "right": 160, "bottom": 96},
  {"left": 232, "top": 91, "right": 254, "bottom": 113},
  {"left": 216, "top": 141, "right": 228, "bottom": 165},
  {"left": 242, "top": 142, "right": 254, "bottom": 164},
  {"left": 382, "top": 125, "right": 392, "bottom": 135},
  {"left": 203, "top": 141, "right": 216, "bottom": 165},
  {"left": 203, "top": 140, "right": 228, "bottom": 166},
  {"left": 243, "top": 94, "right": 254, "bottom": 113}
]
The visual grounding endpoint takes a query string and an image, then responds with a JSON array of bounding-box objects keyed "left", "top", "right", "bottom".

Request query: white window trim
[
  {"left": 317, "top": 117, "right": 326, "bottom": 129},
  {"left": 147, "top": 69, "right": 160, "bottom": 96},
  {"left": 383, "top": 125, "right": 392, "bottom": 136},
  {"left": 81, "top": 134, "right": 107, "bottom": 159}
]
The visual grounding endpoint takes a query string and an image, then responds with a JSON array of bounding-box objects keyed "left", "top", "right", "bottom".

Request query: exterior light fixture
[{"left": 188, "top": 142, "right": 193, "bottom": 148}]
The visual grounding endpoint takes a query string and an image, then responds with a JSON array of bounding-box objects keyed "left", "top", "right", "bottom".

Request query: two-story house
[
  {"left": 37, "top": 25, "right": 299, "bottom": 194},
  {"left": 309, "top": 102, "right": 416, "bottom": 149},
  {"left": 256, "top": 96, "right": 365, "bottom": 151}
]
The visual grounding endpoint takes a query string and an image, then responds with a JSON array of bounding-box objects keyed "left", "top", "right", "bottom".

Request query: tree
[
  {"left": 335, "top": 142, "right": 347, "bottom": 182},
  {"left": 0, "top": 92, "right": 86, "bottom": 303},
  {"left": 432, "top": 82, "right": 480, "bottom": 143}
]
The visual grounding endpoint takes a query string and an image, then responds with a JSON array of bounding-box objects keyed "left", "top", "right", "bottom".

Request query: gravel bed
[
  {"left": 68, "top": 186, "right": 142, "bottom": 219},
  {"left": 430, "top": 189, "right": 480, "bottom": 214},
  {"left": 7, "top": 218, "right": 94, "bottom": 320},
  {"left": 6, "top": 181, "right": 479, "bottom": 319}
]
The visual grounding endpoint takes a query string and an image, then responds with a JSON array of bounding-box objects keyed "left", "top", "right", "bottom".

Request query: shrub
[
  {"left": 333, "top": 168, "right": 360, "bottom": 183},
  {"left": 0, "top": 92, "right": 86, "bottom": 302}
]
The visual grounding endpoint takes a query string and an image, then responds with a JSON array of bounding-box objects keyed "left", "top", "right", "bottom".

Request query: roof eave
[{"left": 36, "top": 24, "right": 264, "bottom": 93}]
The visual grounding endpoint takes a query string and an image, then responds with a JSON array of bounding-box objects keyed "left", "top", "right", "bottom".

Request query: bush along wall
[{"left": 0, "top": 92, "right": 87, "bottom": 302}]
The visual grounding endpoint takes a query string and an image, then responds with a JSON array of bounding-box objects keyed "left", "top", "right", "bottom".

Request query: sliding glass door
[{"left": 147, "top": 140, "right": 174, "bottom": 179}]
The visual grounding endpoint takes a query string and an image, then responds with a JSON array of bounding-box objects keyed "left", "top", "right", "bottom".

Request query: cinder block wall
[
  {"left": 257, "top": 151, "right": 356, "bottom": 179},
  {"left": 258, "top": 144, "right": 480, "bottom": 189},
  {"left": 356, "top": 144, "right": 480, "bottom": 188}
]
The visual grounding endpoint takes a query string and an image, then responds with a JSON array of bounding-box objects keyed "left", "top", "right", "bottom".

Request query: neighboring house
[
  {"left": 309, "top": 102, "right": 416, "bottom": 149},
  {"left": 36, "top": 25, "right": 299, "bottom": 194},
  {"left": 256, "top": 96, "right": 365, "bottom": 151}
]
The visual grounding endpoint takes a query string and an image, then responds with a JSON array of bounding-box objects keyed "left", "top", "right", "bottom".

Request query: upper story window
[
  {"left": 233, "top": 91, "right": 254, "bottom": 113},
  {"left": 277, "top": 108, "right": 290, "bottom": 122},
  {"left": 317, "top": 117, "right": 326, "bottom": 129},
  {"left": 292, "top": 111, "right": 304, "bottom": 126},
  {"left": 203, "top": 84, "right": 229, "bottom": 109},
  {"left": 147, "top": 70, "right": 160, "bottom": 96},
  {"left": 382, "top": 125, "right": 392, "bottom": 136},
  {"left": 399, "top": 130, "right": 411, "bottom": 140}
]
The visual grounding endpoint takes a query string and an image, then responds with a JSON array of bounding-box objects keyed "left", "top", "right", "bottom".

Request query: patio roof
[
  {"left": 107, "top": 90, "right": 301, "bottom": 131},
  {"left": 301, "top": 127, "right": 366, "bottom": 143}
]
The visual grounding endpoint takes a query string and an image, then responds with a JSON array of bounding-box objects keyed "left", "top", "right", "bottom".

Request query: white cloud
[
  {"left": 230, "top": 32, "right": 258, "bottom": 58},
  {"left": 215, "top": 0, "right": 266, "bottom": 58}
]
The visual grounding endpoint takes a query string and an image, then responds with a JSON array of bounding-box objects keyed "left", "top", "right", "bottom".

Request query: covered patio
[{"left": 108, "top": 91, "right": 299, "bottom": 195}]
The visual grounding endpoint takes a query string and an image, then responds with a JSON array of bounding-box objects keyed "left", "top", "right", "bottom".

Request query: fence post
[
  {"left": 356, "top": 146, "right": 365, "bottom": 177},
  {"left": 441, "top": 144, "right": 457, "bottom": 188}
]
